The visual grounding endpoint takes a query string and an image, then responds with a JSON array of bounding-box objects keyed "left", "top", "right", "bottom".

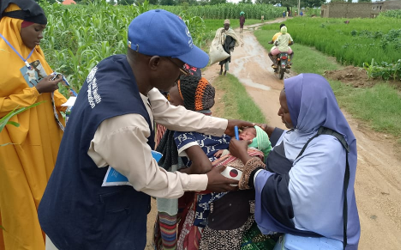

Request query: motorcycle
[{"left": 273, "top": 52, "right": 290, "bottom": 80}]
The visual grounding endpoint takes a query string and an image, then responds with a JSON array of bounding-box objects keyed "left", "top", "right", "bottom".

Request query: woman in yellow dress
[{"left": 0, "top": 0, "right": 67, "bottom": 249}]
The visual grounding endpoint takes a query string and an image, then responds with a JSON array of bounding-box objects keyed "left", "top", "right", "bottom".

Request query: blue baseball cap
[{"left": 128, "top": 9, "right": 209, "bottom": 69}]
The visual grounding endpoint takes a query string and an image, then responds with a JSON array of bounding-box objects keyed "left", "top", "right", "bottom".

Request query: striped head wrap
[{"left": 177, "top": 75, "right": 215, "bottom": 111}]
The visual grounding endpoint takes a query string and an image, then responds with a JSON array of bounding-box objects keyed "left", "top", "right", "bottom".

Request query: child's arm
[
  {"left": 214, "top": 149, "right": 224, "bottom": 158},
  {"left": 184, "top": 146, "right": 213, "bottom": 174}
]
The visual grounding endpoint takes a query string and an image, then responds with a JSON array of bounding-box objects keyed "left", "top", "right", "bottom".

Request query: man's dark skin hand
[
  {"left": 206, "top": 165, "right": 239, "bottom": 192},
  {"left": 225, "top": 119, "right": 254, "bottom": 137}
]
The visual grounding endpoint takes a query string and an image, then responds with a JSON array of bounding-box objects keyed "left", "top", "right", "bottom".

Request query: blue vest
[{"left": 39, "top": 55, "right": 154, "bottom": 250}]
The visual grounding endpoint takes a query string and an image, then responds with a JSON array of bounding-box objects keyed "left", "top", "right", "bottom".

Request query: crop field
[
  {"left": 41, "top": 1, "right": 279, "bottom": 93},
  {"left": 40, "top": 1, "right": 209, "bottom": 93}
]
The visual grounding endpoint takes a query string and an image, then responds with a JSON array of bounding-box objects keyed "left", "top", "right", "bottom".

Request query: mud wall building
[{"left": 321, "top": 1, "right": 401, "bottom": 18}]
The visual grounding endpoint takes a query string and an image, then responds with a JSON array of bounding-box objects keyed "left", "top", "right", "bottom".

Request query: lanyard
[
  {"left": 50, "top": 72, "right": 78, "bottom": 131},
  {"left": 51, "top": 72, "right": 78, "bottom": 97},
  {"left": 0, "top": 33, "right": 35, "bottom": 69}
]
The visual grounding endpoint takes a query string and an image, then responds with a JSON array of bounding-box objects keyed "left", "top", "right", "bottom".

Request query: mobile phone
[{"left": 51, "top": 74, "right": 61, "bottom": 80}]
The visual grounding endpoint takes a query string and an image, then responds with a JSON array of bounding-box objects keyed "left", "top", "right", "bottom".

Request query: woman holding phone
[{"left": 0, "top": 0, "right": 67, "bottom": 249}]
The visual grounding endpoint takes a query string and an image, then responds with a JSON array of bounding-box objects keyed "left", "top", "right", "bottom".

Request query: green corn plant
[{"left": 0, "top": 102, "right": 44, "bottom": 146}]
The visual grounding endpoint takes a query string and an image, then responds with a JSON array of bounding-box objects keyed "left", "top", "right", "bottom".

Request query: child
[
  {"left": 214, "top": 126, "right": 271, "bottom": 160},
  {"left": 154, "top": 75, "right": 227, "bottom": 250},
  {"left": 239, "top": 11, "right": 245, "bottom": 33}
]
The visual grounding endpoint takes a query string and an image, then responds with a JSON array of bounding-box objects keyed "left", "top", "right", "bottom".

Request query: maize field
[{"left": 40, "top": 0, "right": 206, "bottom": 93}]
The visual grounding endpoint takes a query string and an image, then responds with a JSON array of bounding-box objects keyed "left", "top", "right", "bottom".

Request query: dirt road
[
  {"left": 203, "top": 22, "right": 401, "bottom": 249},
  {"left": 146, "top": 21, "right": 401, "bottom": 249}
]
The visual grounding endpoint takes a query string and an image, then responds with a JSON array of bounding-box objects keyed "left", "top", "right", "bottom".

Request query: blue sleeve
[{"left": 174, "top": 131, "right": 197, "bottom": 152}]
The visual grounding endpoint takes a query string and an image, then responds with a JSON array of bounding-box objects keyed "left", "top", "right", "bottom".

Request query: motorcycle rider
[{"left": 268, "top": 24, "right": 294, "bottom": 68}]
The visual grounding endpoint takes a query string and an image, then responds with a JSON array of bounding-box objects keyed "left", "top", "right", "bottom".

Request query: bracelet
[{"left": 248, "top": 167, "right": 263, "bottom": 189}]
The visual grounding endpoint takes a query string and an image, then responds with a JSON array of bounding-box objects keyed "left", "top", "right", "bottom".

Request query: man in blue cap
[{"left": 38, "top": 9, "right": 252, "bottom": 250}]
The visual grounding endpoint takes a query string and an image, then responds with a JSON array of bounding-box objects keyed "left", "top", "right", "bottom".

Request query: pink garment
[{"left": 271, "top": 47, "right": 293, "bottom": 55}]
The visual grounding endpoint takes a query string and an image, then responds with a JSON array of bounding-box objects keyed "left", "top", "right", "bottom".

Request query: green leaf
[
  {"left": 0, "top": 102, "right": 44, "bottom": 133},
  {"left": 6, "top": 121, "right": 20, "bottom": 127}
]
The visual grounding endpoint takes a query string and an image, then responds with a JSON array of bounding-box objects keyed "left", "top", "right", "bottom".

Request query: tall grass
[
  {"left": 260, "top": 17, "right": 401, "bottom": 67},
  {"left": 379, "top": 9, "right": 401, "bottom": 19},
  {"left": 331, "top": 82, "right": 401, "bottom": 138},
  {"left": 212, "top": 75, "right": 266, "bottom": 124}
]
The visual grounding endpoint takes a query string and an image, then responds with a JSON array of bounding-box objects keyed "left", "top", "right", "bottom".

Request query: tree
[
  {"left": 199, "top": 0, "right": 209, "bottom": 5},
  {"left": 281, "top": 0, "right": 298, "bottom": 7},
  {"left": 358, "top": 0, "right": 372, "bottom": 2},
  {"left": 187, "top": 0, "right": 198, "bottom": 5},
  {"left": 159, "top": 0, "right": 175, "bottom": 5},
  {"left": 303, "top": 0, "right": 325, "bottom": 8},
  {"left": 330, "top": 0, "right": 346, "bottom": 2},
  {"left": 118, "top": 0, "right": 135, "bottom": 4},
  {"left": 210, "top": 0, "right": 226, "bottom": 5}
]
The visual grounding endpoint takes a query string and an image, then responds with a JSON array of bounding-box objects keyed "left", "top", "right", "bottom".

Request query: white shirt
[{"left": 88, "top": 88, "right": 228, "bottom": 199}]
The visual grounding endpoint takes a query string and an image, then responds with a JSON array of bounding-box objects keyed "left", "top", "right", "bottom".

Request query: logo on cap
[{"left": 185, "top": 27, "right": 193, "bottom": 48}]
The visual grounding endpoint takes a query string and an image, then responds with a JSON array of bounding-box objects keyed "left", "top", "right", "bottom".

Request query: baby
[
  {"left": 212, "top": 126, "right": 272, "bottom": 174},
  {"left": 214, "top": 126, "right": 271, "bottom": 159}
]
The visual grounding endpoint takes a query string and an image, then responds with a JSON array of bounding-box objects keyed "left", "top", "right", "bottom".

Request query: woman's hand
[
  {"left": 35, "top": 75, "right": 62, "bottom": 94},
  {"left": 229, "top": 139, "right": 251, "bottom": 164},
  {"left": 225, "top": 119, "right": 254, "bottom": 137},
  {"left": 255, "top": 123, "right": 275, "bottom": 137}
]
